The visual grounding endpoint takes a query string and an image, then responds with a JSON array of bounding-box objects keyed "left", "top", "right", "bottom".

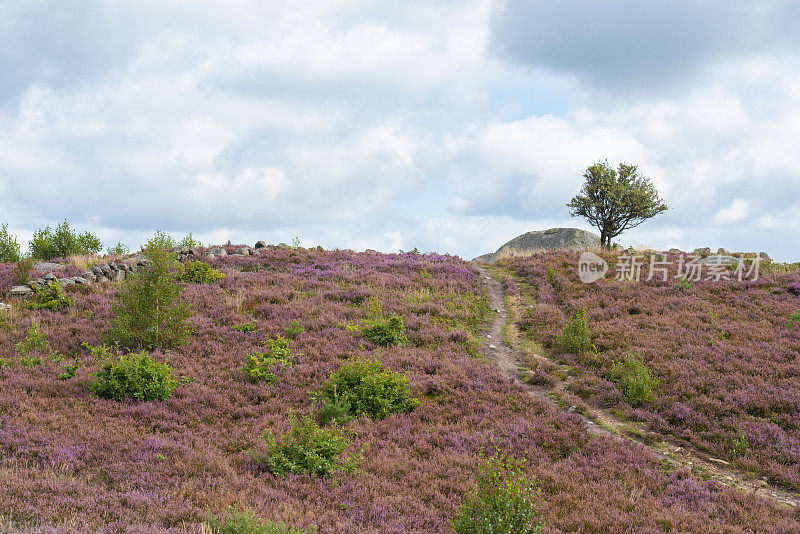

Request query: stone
[
  {"left": 92, "top": 266, "right": 105, "bottom": 278},
  {"left": 0, "top": 303, "right": 10, "bottom": 312},
  {"left": 697, "top": 254, "right": 741, "bottom": 266},
  {"left": 107, "top": 262, "right": 118, "bottom": 271},
  {"left": 472, "top": 227, "right": 601, "bottom": 263},
  {"left": 717, "top": 247, "right": 729, "bottom": 255},
  {"left": 82, "top": 271, "right": 95, "bottom": 281},
  {"left": 33, "top": 262, "right": 62, "bottom": 272},
  {"left": 44, "top": 273, "right": 57, "bottom": 281},
  {"left": 254, "top": 240, "right": 266, "bottom": 249},
  {"left": 267, "top": 244, "right": 277, "bottom": 251},
  {"left": 9, "top": 285, "right": 33, "bottom": 297},
  {"left": 208, "top": 246, "right": 227, "bottom": 256},
  {"left": 276, "top": 242, "right": 288, "bottom": 249},
  {"left": 233, "top": 247, "right": 250, "bottom": 256},
  {"left": 692, "top": 247, "right": 712, "bottom": 256},
  {"left": 73, "top": 277, "right": 89, "bottom": 285},
  {"left": 759, "top": 251, "right": 771, "bottom": 261}
]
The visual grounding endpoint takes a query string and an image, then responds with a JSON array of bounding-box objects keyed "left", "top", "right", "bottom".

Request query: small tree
[
  {"left": 567, "top": 160, "right": 668, "bottom": 248},
  {"left": 0, "top": 223, "right": 21, "bottom": 263},
  {"left": 106, "top": 231, "right": 192, "bottom": 350}
]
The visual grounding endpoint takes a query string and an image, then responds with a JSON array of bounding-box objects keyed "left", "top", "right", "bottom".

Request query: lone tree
[{"left": 567, "top": 160, "right": 668, "bottom": 248}]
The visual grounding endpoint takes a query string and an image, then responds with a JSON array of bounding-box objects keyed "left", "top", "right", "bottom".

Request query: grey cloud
[{"left": 490, "top": 0, "right": 800, "bottom": 95}]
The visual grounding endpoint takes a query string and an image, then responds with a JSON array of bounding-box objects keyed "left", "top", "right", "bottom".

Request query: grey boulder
[{"left": 472, "top": 228, "right": 601, "bottom": 263}]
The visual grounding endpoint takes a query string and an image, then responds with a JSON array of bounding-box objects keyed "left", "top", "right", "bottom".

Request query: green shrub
[
  {"left": 205, "top": 506, "right": 317, "bottom": 534},
  {"left": 91, "top": 345, "right": 182, "bottom": 401},
  {"left": 559, "top": 309, "right": 593, "bottom": 354},
  {"left": 320, "top": 357, "right": 419, "bottom": 420},
  {"left": 58, "top": 357, "right": 81, "bottom": 380},
  {"left": 362, "top": 315, "right": 408, "bottom": 347},
  {"left": 107, "top": 242, "right": 130, "bottom": 256},
  {"left": 28, "top": 220, "right": 102, "bottom": 260},
  {"left": 0, "top": 223, "right": 21, "bottom": 263},
  {"left": 179, "top": 233, "right": 201, "bottom": 249},
  {"left": 789, "top": 310, "right": 800, "bottom": 328},
  {"left": 179, "top": 260, "right": 225, "bottom": 284},
  {"left": 16, "top": 320, "right": 51, "bottom": 367},
  {"left": 676, "top": 276, "right": 692, "bottom": 292},
  {"left": 317, "top": 392, "right": 352, "bottom": 427},
  {"left": 286, "top": 319, "right": 304, "bottom": 339},
  {"left": 252, "top": 414, "right": 352, "bottom": 477},
  {"left": 106, "top": 231, "right": 193, "bottom": 350},
  {"left": 29, "top": 281, "right": 72, "bottom": 311},
  {"left": 243, "top": 337, "right": 293, "bottom": 383},
  {"left": 232, "top": 320, "right": 257, "bottom": 333},
  {"left": 609, "top": 354, "right": 658, "bottom": 406},
  {"left": 13, "top": 256, "right": 34, "bottom": 285},
  {"left": 451, "top": 451, "right": 543, "bottom": 534}
]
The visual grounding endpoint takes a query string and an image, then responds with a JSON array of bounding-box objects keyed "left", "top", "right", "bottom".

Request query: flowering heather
[
  {"left": 502, "top": 250, "right": 800, "bottom": 489},
  {"left": 0, "top": 249, "right": 798, "bottom": 532}
]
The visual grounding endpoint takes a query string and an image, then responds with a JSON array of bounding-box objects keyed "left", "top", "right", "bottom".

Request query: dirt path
[{"left": 477, "top": 268, "right": 800, "bottom": 509}]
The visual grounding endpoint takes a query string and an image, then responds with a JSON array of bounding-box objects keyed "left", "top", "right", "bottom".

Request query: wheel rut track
[{"left": 477, "top": 267, "right": 800, "bottom": 510}]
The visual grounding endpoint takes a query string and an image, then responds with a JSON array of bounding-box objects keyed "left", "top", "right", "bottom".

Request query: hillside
[{"left": 1, "top": 246, "right": 799, "bottom": 532}]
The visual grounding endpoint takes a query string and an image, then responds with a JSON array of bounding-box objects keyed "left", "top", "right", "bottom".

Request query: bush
[
  {"left": 16, "top": 320, "right": 51, "bottom": 367},
  {"left": 317, "top": 393, "right": 352, "bottom": 427},
  {"left": 179, "top": 260, "right": 225, "bottom": 284},
  {"left": 106, "top": 231, "right": 193, "bottom": 350},
  {"left": 559, "top": 309, "right": 593, "bottom": 354},
  {"left": 362, "top": 315, "right": 408, "bottom": 347},
  {"left": 91, "top": 345, "right": 182, "bottom": 402},
  {"left": 232, "top": 320, "right": 257, "bottom": 333},
  {"left": 107, "top": 242, "right": 130, "bottom": 256},
  {"left": 13, "top": 257, "right": 34, "bottom": 285},
  {"left": 320, "top": 357, "right": 419, "bottom": 420},
  {"left": 0, "top": 223, "right": 21, "bottom": 263},
  {"left": 451, "top": 451, "right": 543, "bottom": 534},
  {"left": 789, "top": 310, "right": 800, "bottom": 328},
  {"left": 286, "top": 319, "right": 304, "bottom": 339},
  {"left": 29, "top": 281, "right": 72, "bottom": 311},
  {"left": 205, "top": 506, "right": 317, "bottom": 534},
  {"left": 243, "top": 337, "right": 293, "bottom": 382},
  {"left": 179, "top": 233, "right": 201, "bottom": 249},
  {"left": 608, "top": 354, "right": 658, "bottom": 406},
  {"left": 28, "top": 220, "right": 102, "bottom": 260},
  {"left": 252, "top": 414, "right": 352, "bottom": 477}
]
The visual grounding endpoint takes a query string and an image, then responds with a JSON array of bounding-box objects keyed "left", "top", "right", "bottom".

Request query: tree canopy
[{"left": 567, "top": 160, "right": 668, "bottom": 248}]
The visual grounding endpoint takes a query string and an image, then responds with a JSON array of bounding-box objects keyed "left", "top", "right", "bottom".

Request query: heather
[
  {"left": 0, "top": 248, "right": 797, "bottom": 532},
  {"left": 502, "top": 250, "right": 800, "bottom": 488}
]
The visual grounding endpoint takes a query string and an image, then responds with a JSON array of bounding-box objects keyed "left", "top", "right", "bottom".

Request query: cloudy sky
[{"left": 1, "top": 1, "right": 799, "bottom": 260}]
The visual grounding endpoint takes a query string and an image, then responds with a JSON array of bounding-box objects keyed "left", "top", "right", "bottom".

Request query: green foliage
[
  {"left": 317, "top": 391, "right": 352, "bottom": 427},
  {"left": 286, "top": 319, "right": 304, "bottom": 339},
  {"left": 28, "top": 220, "right": 103, "bottom": 260},
  {"left": 320, "top": 356, "right": 419, "bottom": 420},
  {"left": 362, "top": 315, "right": 408, "bottom": 347},
  {"left": 16, "top": 320, "right": 50, "bottom": 366},
  {"left": 609, "top": 354, "right": 658, "bottom": 406},
  {"left": 179, "top": 233, "right": 202, "bottom": 249},
  {"left": 179, "top": 260, "right": 225, "bottom": 284},
  {"left": 559, "top": 310, "right": 593, "bottom": 354},
  {"left": 789, "top": 310, "right": 800, "bottom": 328},
  {"left": 107, "top": 242, "right": 130, "bottom": 255},
  {"left": 0, "top": 223, "right": 21, "bottom": 263},
  {"left": 729, "top": 434, "right": 749, "bottom": 459},
  {"left": 243, "top": 337, "right": 293, "bottom": 383},
  {"left": 13, "top": 256, "right": 34, "bottom": 285},
  {"left": 451, "top": 451, "right": 543, "bottom": 534},
  {"left": 106, "top": 231, "right": 193, "bottom": 350},
  {"left": 252, "top": 414, "right": 352, "bottom": 478},
  {"left": 676, "top": 276, "right": 692, "bottom": 292},
  {"left": 291, "top": 236, "right": 301, "bottom": 249},
  {"left": 205, "top": 506, "right": 317, "bottom": 534},
  {"left": 232, "top": 320, "right": 257, "bottom": 333},
  {"left": 58, "top": 357, "right": 81, "bottom": 380},
  {"left": 91, "top": 346, "right": 181, "bottom": 402},
  {"left": 29, "top": 281, "right": 72, "bottom": 311},
  {"left": 567, "top": 160, "right": 669, "bottom": 248}
]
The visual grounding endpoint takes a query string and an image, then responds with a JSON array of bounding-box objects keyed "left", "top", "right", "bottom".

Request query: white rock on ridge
[{"left": 472, "top": 227, "right": 601, "bottom": 263}]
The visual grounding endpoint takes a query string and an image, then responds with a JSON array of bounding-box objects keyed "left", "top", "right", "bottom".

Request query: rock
[
  {"left": 365, "top": 249, "right": 379, "bottom": 254},
  {"left": 697, "top": 254, "right": 742, "bottom": 266},
  {"left": 8, "top": 285, "right": 33, "bottom": 297},
  {"left": 44, "top": 273, "right": 57, "bottom": 281},
  {"left": 276, "top": 243, "right": 288, "bottom": 249},
  {"left": 92, "top": 266, "right": 105, "bottom": 278},
  {"left": 33, "top": 262, "right": 62, "bottom": 272},
  {"left": 717, "top": 247, "right": 729, "bottom": 255},
  {"left": 0, "top": 303, "right": 10, "bottom": 312},
  {"left": 254, "top": 240, "right": 266, "bottom": 249},
  {"left": 267, "top": 244, "right": 277, "bottom": 251},
  {"left": 82, "top": 271, "right": 96, "bottom": 282},
  {"left": 316, "top": 245, "right": 324, "bottom": 252},
  {"left": 59, "top": 278, "right": 75, "bottom": 286},
  {"left": 759, "top": 251, "right": 771, "bottom": 261},
  {"left": 208, "top": 246, "right": 227, "bottom": 256},
  {"left": 73, "top": 277, "right": 89, "bottom": 285},
  {"left": 472, "top": 227, "right": 601, "bottom": 263},
  {"left": 693, "top": 247, "right": 711, "bottom": 256},
  {"left": 233, "top": 247, "right": 250, "bottom": 256}
]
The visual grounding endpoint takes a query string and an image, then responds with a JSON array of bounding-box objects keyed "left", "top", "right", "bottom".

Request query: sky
[{"left": 1, "top": 0, "right": 799, "bottom": 261}]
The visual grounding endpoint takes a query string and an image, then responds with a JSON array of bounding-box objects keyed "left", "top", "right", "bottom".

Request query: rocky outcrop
[{"left": 472, "top": 228, "right": 601, "bottom": 263}]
